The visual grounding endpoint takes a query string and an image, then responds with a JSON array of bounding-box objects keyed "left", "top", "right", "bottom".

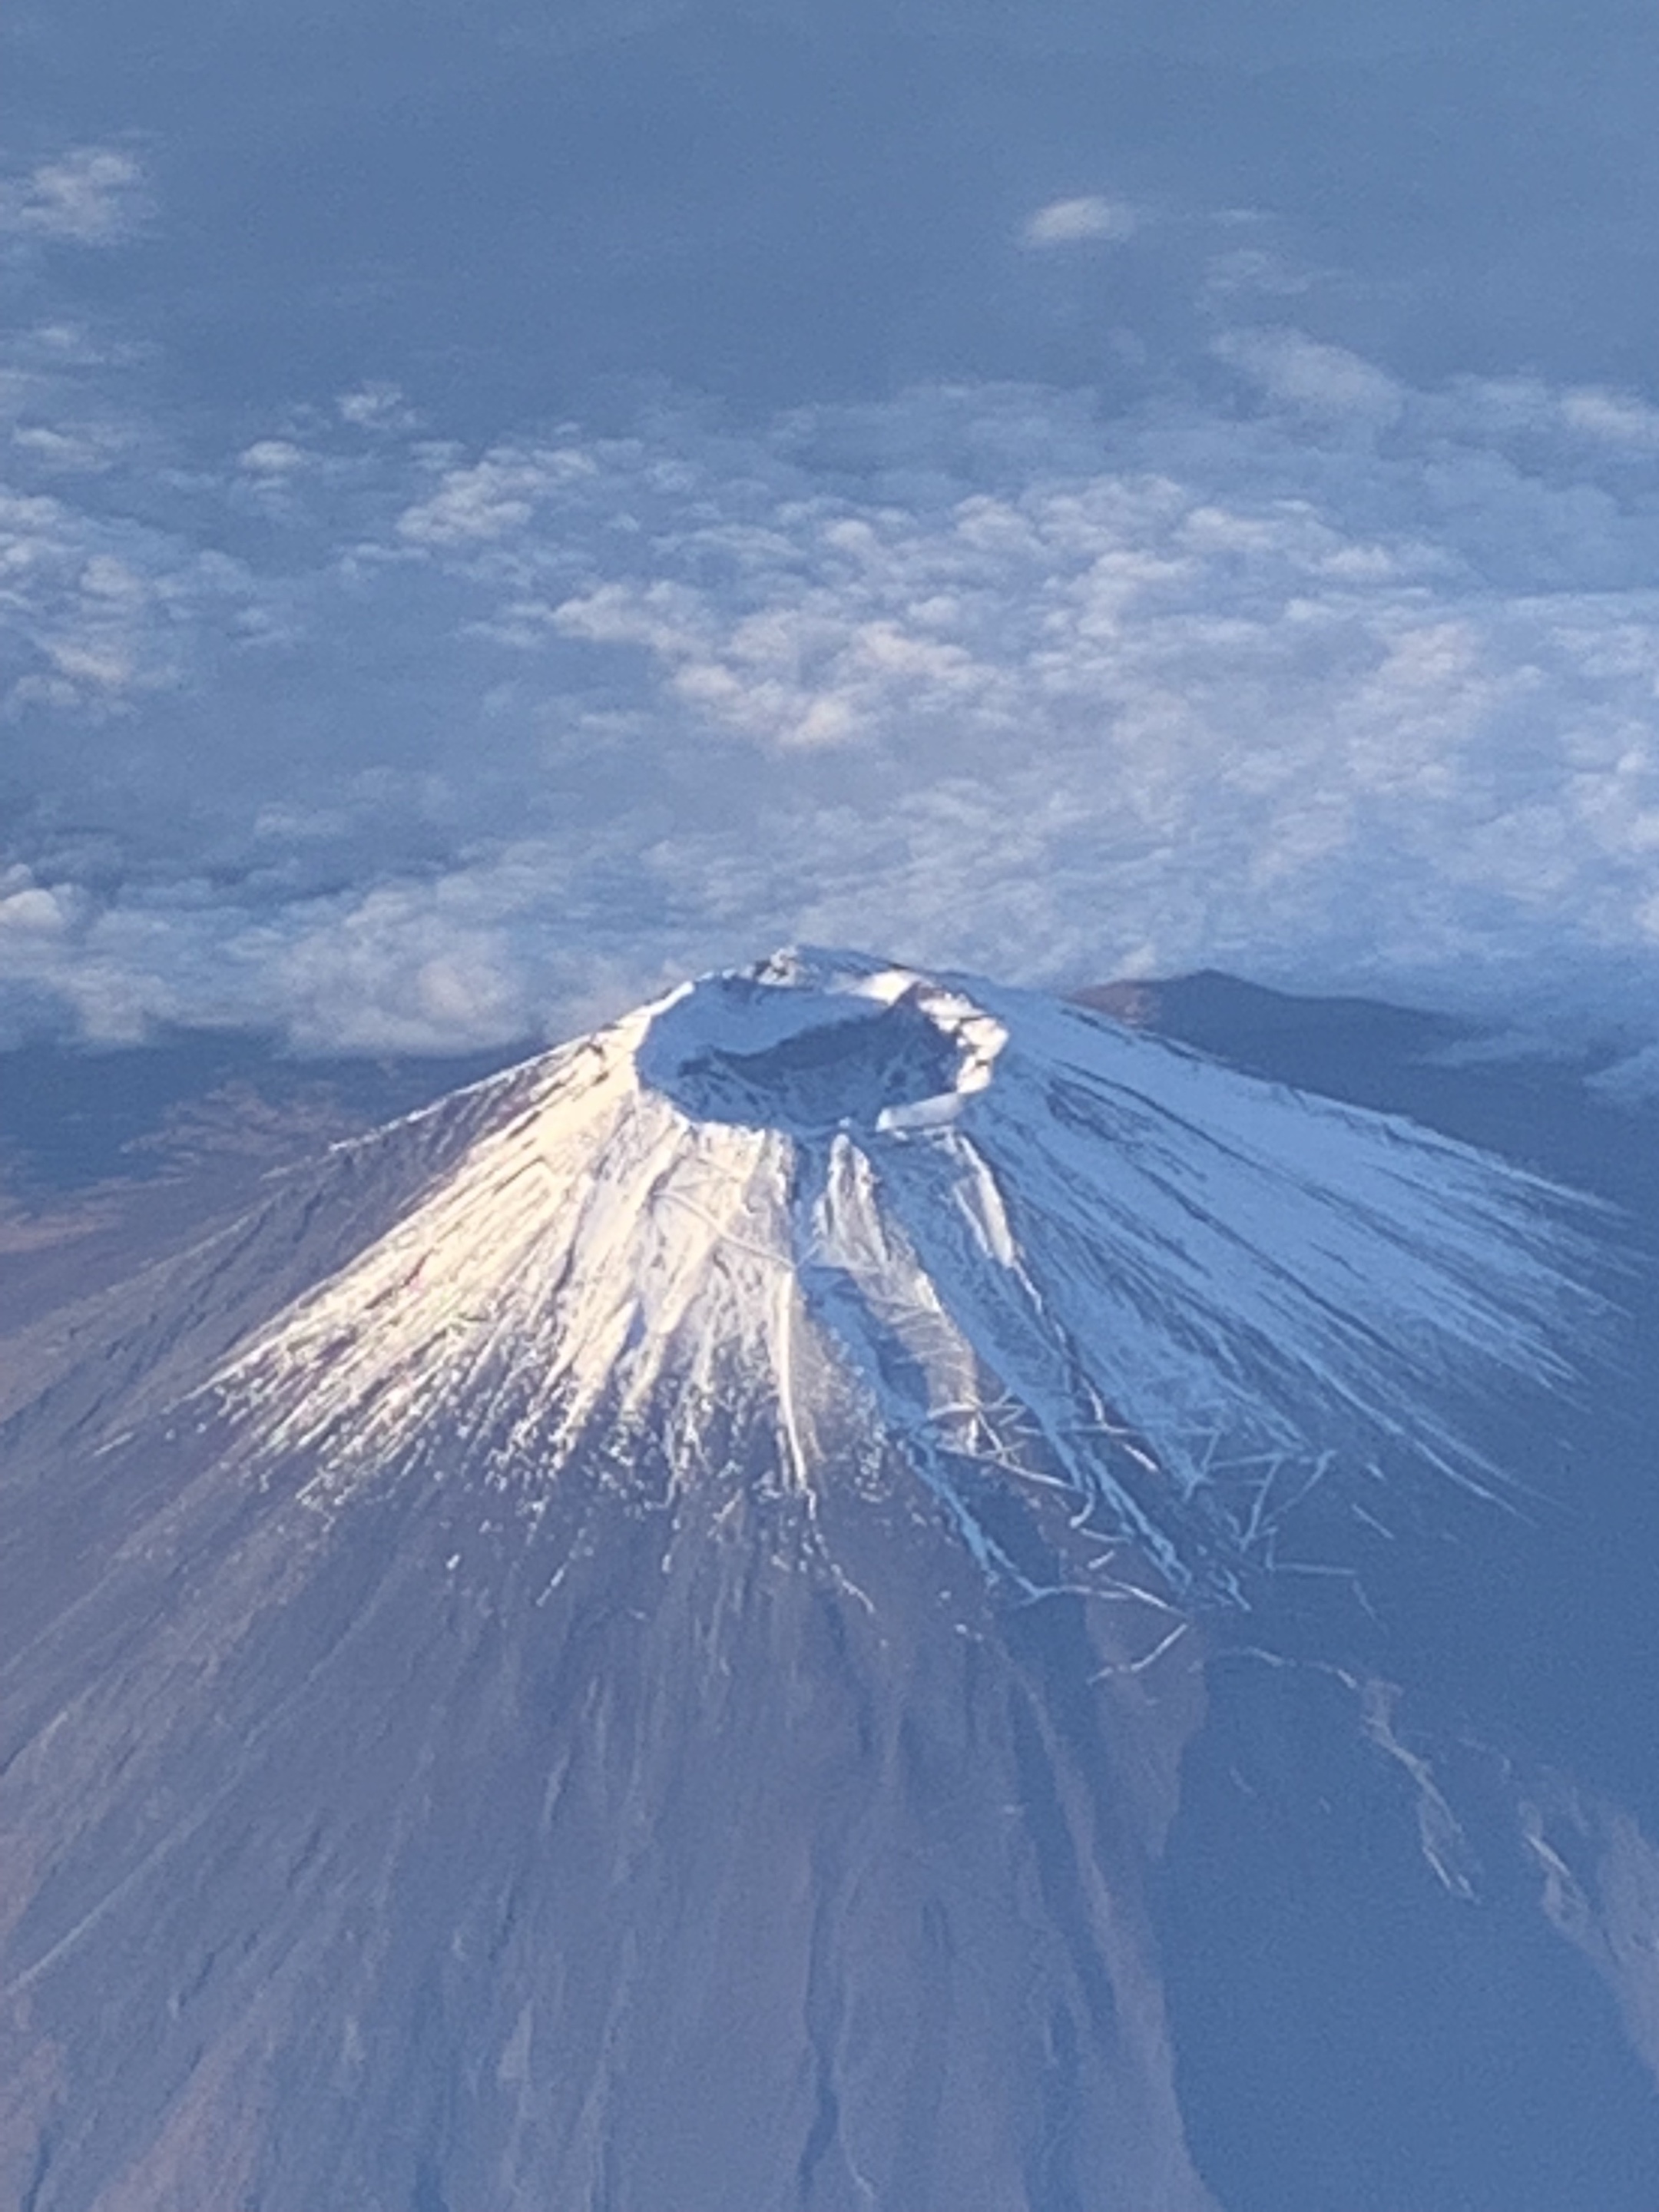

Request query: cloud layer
[{"left": 4, "top": 126, "right": 1659, "bottom": 1069}]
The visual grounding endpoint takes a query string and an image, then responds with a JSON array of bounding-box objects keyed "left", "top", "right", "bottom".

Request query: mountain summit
[
  {"left": 1, "top": 954, "right": 1650, "bottom": 2212},
  {"left": 222, "top": 947, "right": 1592, "bottom": 1596}
]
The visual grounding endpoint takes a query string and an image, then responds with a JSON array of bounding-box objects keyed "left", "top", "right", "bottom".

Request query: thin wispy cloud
[
  {"left": 1022, "top": 197, "right": 1141, "bottom": 249},
  {"left": 237, "top": 440, "right": 310, "bottom": 477},
  {"left": 1559, "top": 388, "right": 1659, "bottom": 452},
  {"left": 1213, "top": 329, "right": 1404, "bottom": 426}
]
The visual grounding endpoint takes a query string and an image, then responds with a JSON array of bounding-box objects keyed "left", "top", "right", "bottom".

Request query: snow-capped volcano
[
  {"left": 2, "top": 955, "right": 1652, "bottom": 2212},
  {"left": 217, "top": 948, "right": 1595, "bottom": 1599}
]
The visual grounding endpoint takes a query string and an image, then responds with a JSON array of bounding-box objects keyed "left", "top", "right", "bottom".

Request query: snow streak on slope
[{"left": 214, "top": 951, "right": 1601, "bottom": 1597}]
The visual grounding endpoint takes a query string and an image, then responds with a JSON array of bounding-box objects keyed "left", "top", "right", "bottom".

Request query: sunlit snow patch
[{"left": 213, "top": 949, "right": 1606, "bottom": 1598}]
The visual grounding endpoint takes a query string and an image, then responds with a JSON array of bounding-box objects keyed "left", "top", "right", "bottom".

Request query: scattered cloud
[
  {"left": 0, "top": 148, "right": 151, "bottom": 247},
  {"left": 238, "top": 439, "right": 309, "bottom": 476},
  {"left": 1559, "top": 387, "right": 1659, "bottom": 453},
  {"left": 1022, "top": 197, "right": 1140, "bottom": 249},
  {"left": 336, "top": 383, "right": 420, "bottom": 434},
  {"left": 0, "top": 482, "right": 256, "bottom": 715},
  {"left": 11, "top": 420, "right": 131, "bottom": 475},
  {"left": 395, "top": 449, "right": 595, "bottom": 546}
]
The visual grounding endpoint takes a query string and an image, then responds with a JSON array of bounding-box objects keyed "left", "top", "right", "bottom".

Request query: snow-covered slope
[{"left": 216, "top": 947, "right": 1598, "bottom": 1598}]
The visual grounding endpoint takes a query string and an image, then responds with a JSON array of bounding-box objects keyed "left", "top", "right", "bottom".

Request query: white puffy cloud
[{"left": 0, "top": 871, "right": 75, "bottom": 940}]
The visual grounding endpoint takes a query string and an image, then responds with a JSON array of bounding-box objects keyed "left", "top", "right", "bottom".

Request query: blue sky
[{"left": 5, "top": 0, "right": 1659, "bottom": 1067}]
